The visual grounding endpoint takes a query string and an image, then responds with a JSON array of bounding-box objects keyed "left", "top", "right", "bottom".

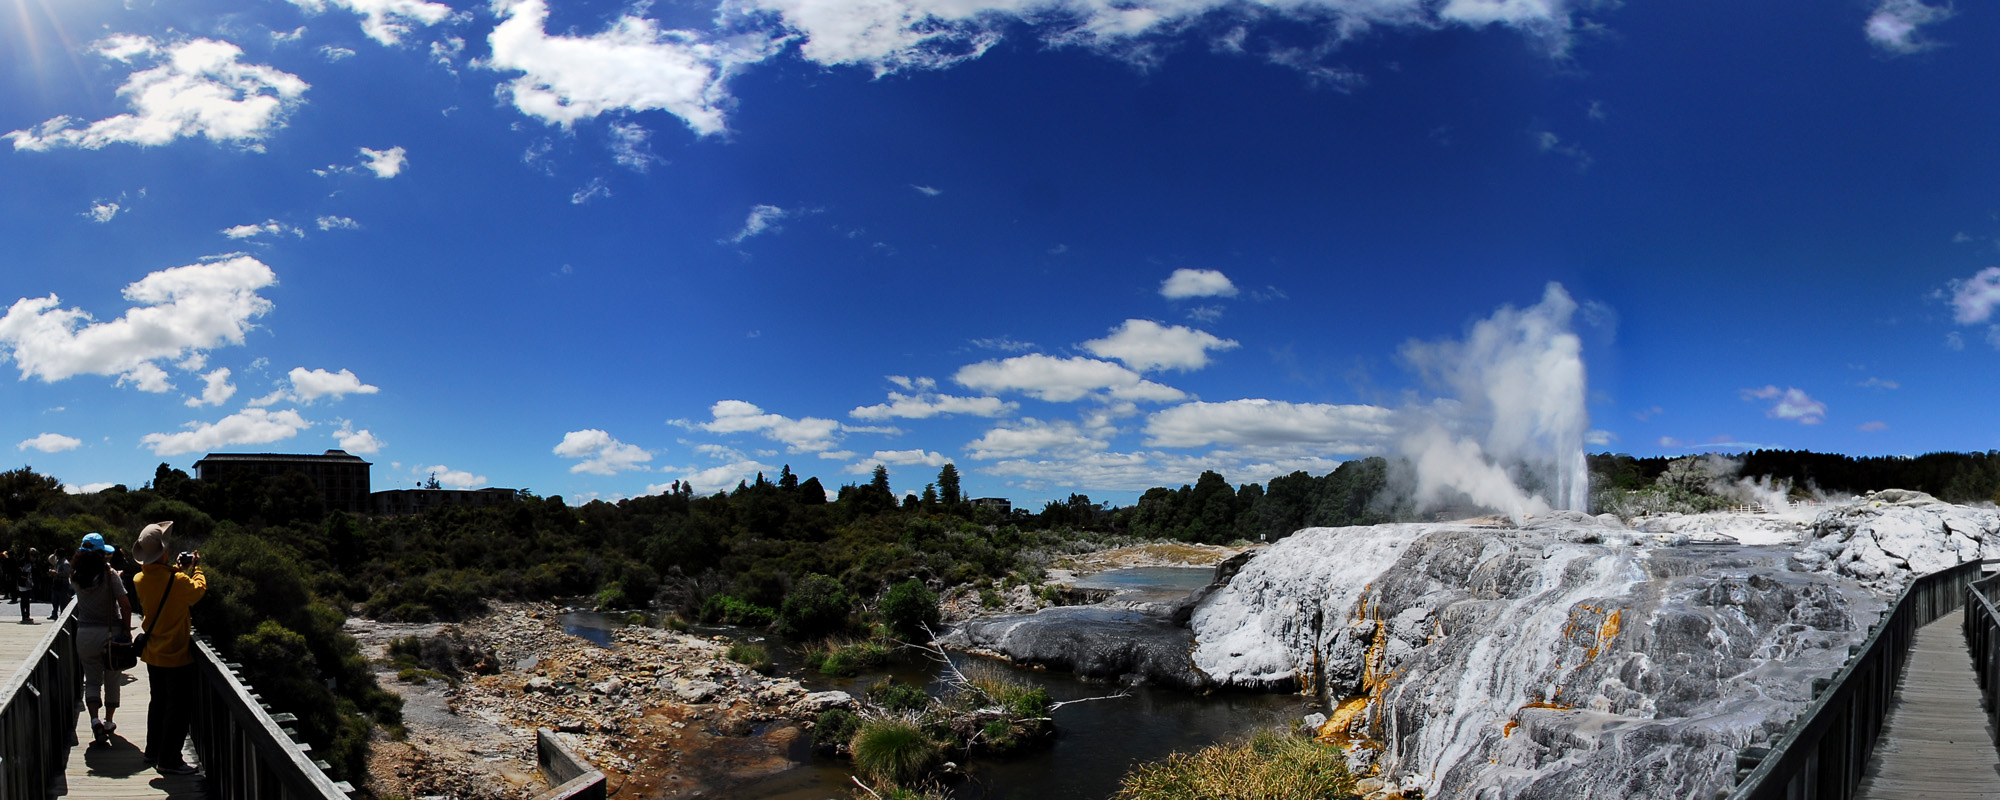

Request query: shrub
[
  {"left": 660, "top": 615, "right": 691, "bottom": 633},
  {"left": 727, "top": 643, "right": 773, "bottom": 673},
  {"left": 961, "top": 660, "right": 1048, "bottom": 716},
  {"left": 979, "top": 588, "right": 1002, "bottom": 609},
  {"left": 850, "top": 717, "right": 942, "bottom": 786},
  {"left": 1112, "top": 729, "right": 1355, "bottom": 800},
  {"left": 700, "top": 594, "right": 777, "bottom": 627},
  {"left": 879, "top": 579, "right": 941, "bottom": 640},
  {"left": 804, "top": 637, "right": 891, "bottom": 676},
  {"left": 814, "top": 708, "right": 860, "bottom": 750},
  {"left": 780, "top": 572, "right": 852, "bottom": 638}
]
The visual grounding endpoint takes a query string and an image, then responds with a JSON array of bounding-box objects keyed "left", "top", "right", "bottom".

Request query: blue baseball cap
[{"left": 79, "top": 533, "right": 114, "bottom": 553}]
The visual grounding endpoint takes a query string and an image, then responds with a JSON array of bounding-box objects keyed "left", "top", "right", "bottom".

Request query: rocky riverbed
[{"left": 354, "top": 603, "right": 857, "bottom": 799}]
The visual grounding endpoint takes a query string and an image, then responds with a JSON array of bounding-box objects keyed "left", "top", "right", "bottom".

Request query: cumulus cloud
[
  {"left": 649, "top": 460, "right": 772, "bottom": 495},
  {"left": 359, "top": 145, "right": 408, "bottom": 177},
  {"left": 119, "top": 362, "right": 174, "bottom": 393},
  {"left": 317, "top": 215, "right": 360, "bottom": 230},
  {"left": 688, "top": 400, "right": 846, "bottom": 453},
  {"left": 553, "top": 429, "right": 654, "bottom": 475},
  {"left": 485, "top": 0, "right": 780, "bottom": 136},
  {"left": 1083, "top": 319, "right": 1238, "bottom": 372},
  {"left": 730, "top": 204, "right": 789, "bottom": 242},
  {"left": 185, "top": 367, "right": 236, "bottom": 407},
  {"left": 965, "top": 418, "right": 1105, "bottom": 459},
  {"left": 287, "top": 0, "right": 456, "bottom": 46},
  {"left": 1143, "top": 399, "right": 1396, "bottom": 449},
  {"left": 64, "top": 482, "right": 116, "bottom": 495},
  {"left": 415, "top": 464, "right": 487, "bottom": 489},
  {"left": 6, "top": 36, "right": 308, "bottom": 151},
  {"left": 335, "top": 421, "right": 384, "bottom": 454},
  {"left": 87, "top": 203, "right": 123, "bottom": 223},
  {"left": 141, "top": 408, "right": 311, "bottom": 455},
  {"left": 18, "top": 433, "right": 82, "bottom": 453},
  {"left": 1741, "top": 385, "right": 1826, "bottom": 424},
  {"left": 955, "top": 354, "right": 1185, "bottom": 403},
  {"left": 1865, "top": 0, "right": 1952, "bottom": 55},
  {"left": 0, "top": 256, "right": 276, "bottom": 389},
  {"left": 851, "top": 379, "right": 1016, "bottom": 420},
  {"left": 320, "top": 46, "right": 358, "bottom": 61},
  {"left": 846, "top": 449, "right": 950, "bottom": 474},
  {"left": 1950, "top": 267, "right": 2000, "bottom": 324},
  {"left": 1159, "top": 268, "right": 1238, "bottom": 299},
  {"left": 223, "top": 220, "right": 303, "bottom": 239},
  {"left": 287, "top": 367, "right": 380, "bottom": 403}
]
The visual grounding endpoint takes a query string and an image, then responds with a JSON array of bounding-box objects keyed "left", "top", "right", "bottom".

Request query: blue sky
[{"left": 3, "top": 0, "right": 1998, "bottom": 507}]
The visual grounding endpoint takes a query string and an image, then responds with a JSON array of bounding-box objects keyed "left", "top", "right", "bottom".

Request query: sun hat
[
  {"left": 80, "top": 533, "right": 114, "bottom": 553},
  {"left": 132, "top": 521, "right": 174, "bottom": 565}
]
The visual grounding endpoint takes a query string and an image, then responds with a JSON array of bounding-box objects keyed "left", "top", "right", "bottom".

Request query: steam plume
[{"left": 1399, "top": 283, "right": 1591, "bottom": 520}]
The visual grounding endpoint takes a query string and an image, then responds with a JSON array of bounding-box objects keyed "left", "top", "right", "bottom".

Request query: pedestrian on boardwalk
[
  {"left": 49, "top": 549, "right": 72, "bottom": 619},
  {"left": 132, "top": 522, "right": 206, "bottom": 776},
  {"left": 14, "top": 548, "right": 38, "bottom": 624},
  {"left": 0, "top": 549, "right": 14, "bottom": 603},
  {"left": 72, "top": 533, "right": 132, "bottom": 744}
]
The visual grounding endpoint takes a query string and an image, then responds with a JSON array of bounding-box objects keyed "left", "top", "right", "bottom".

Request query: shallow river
[{"left": 560, "top": 568, "right": 1315, "bottom": 800}]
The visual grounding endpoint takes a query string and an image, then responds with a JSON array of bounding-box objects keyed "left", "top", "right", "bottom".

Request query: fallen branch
[
  {"left": 851, "top": 776, "right": 884, "bottom": 799},
  {"left": 1048, "top": 691, "right": 1129, "bottom": 710}
]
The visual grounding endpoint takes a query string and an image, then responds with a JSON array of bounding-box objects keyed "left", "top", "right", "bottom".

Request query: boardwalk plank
[{"left": 1858, "top": 608, "right": 2000, "bottom": 800}]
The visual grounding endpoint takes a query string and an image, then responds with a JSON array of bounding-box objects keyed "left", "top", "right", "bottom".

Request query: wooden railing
[
  {"left": 188, "top": 635, "right": 355, "bottom": 800},
  {"left": 1964, "top": 568, "right": 2000, "bottom": 756},
  {"left": 533, "top": 728, "right": 607, "bottom": 800},
  {"left": 1727, "top": 558, "right": 1987, "bottom": 800},
  {"left": 0, "top": 600, "right": 79, "bottom": 800}
]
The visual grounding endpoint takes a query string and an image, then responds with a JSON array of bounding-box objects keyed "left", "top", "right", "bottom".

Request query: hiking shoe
[{"left": 156, "top": 763, "right": 199, "bottom": 776}]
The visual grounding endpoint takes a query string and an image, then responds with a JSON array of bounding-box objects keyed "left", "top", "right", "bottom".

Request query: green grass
[
  {"left": 727, "top": 642, "right": 773, "bottom": 673},
  {"left": 850, "top": 717, "right": 943, "bottom": 787},
  {"left": 1112, "top": 729, "right": 1357, "bottom": 800}
]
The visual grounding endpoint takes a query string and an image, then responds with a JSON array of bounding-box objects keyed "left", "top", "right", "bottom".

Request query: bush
[
  {"left": 850, "top": 717, "right": 942, "bottom": 786},
  {"left": 979, "top": 588, "right": 1002, "bottom": 609},
  {"left": 699, "top": 594, "right": 777, "bottom": 627},
  {"left": 780, "top": 572, "right": 852, "bottom": 638},
  {"left": 802, "top": 637, "right": 891, "bottom": 676},
  {"left": 867, "top": 679, "right": 932, "bottom": 712},
  {"left": 727, "top": 643, "right": 773, "bottom": 673},
  {"left": 814, "top": 708, "right": 861, "bottom": 751},
  {"left": 879, "top": 579, "right": 941, "bottom": 640},
  {"left": 1112, "top": 729, "right": 1355, "bottom": 800}
]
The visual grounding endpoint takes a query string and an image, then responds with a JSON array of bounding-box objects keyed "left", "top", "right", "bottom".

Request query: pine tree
[{"left": 937, "top": 463, "right": 962, "bottom": 508}]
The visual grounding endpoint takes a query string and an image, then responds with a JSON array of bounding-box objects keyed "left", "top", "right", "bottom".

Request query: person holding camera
[
  {"left": 73, "top": 533, "right": 133, "bottom": 744},
  {"left": 132, "top": 521, "right": 206, "bottom": 776}
]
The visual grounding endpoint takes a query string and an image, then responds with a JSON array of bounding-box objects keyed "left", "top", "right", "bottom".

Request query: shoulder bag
[{"left": 109, "top": 574, "right": 172, "bottom": 671}]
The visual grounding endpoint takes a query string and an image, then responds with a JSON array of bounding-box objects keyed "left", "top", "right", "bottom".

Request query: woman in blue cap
[{"left": 73, "top": 532, "right": 133, "bottom": 744}]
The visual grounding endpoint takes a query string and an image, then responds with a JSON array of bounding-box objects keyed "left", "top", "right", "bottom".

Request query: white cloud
[
  {"left": 185, "top": 367, "right": 236, "bottom": 407},
  {"left": 320, "top": 46, "right": 358, "bottom": 61},
  {"left": 1159, "top": 268, "right": 1238, "bottom": 299},
  {"left": 141, "top": 408, "right": 312, "bottom": 456},
  {"left": 965, "top": 418, "right": 1105, "bottom": 459},
  {"left": 553, "top": 429, "right": 654, "bottom": 475},
  {"left": 608, "top": 122, "right": 663, "bottom": 172},
  {"left": 6, "top": 36, "right": 308, "bottom": 151},
  {"left": 846, "top": 449, "right": 950, "bottom": 473},
  {"left": 0, "top": 256, "right": 276, "bottom": 389},
  {"left": 912, "top": 184, "right": 942, "bottom": 196},
  {"left": 650, "top": 459, "right": 774, "bottom": 495},
  {"left": 18, "top": 433, "right": 82, "bottom": 453},
  {"left": 287, "top": 0, "right": 456, "bottom": 46},
  {"left": 731, "top": 204, "right": 789, "bottom": 242},
  {"left": 1859, "top": 377, "right": 1899, "bottom": 390},
  {"left": 689, "top": 400, "right": 846, "bottom": 453},
  {"left": 415, "top": 464, "right": 488, "bottom": 489},
  {"left": 1143, "top": 399, "right": 1396, "bottom": 449},
  {"left": 1946, "top": 331, "right": 1966, "bottom": 350},
  {"left": 335, "top": 422, "right": 384, "bottom": 454},
  {"left": 954, "top": 354, "right": 1185, "bottom": 403},
  {"left": 359, "top": 145, "right": 408, "bottom": 178},
  {"left": 317, "top": 215, "right": 360, "bottom": 230},
  {"left": 63, "top": 482, "right": 116, "bottom": 495},
  {"left": 86, "top": 203, "right": 122, "bottom": 223},
  {"left": 223, "top": 219, "right": 303, "bottom": 239},
  {"left": 118, "top": 362, "right": 174, "bottom": 393},
  {"left": 1740, "top": 385, "right": 1827, "bottom": 425},
  {"left": 1865, "top": 0, "right": 1952, "bottom": 55},
  {"left": 1858, "top": 421, "right": 1889, "bottom": 433},
  {"left": 288, "top": 367, "right": 380, "bottom": 402},
  {"left": 850, "top": 380, "right": 1016, "bottom": 420},
  {"left": 1082, "top": 319, "right": 1238, "bottom": 372},
  {"left": 484, "top": 0, "right": 780, "bottom": 136},
  {"left": 273, "top": 27, "right": 308, "bottom": 44},
  {"left": 1584, "top": 429, "right": 1616, "bottom": 446},
  {"left": 969, "top": 336, "right": 1035, "bottom": 352},
  {"left": 571, "top": 177, "right": 612, "bottom": 205},
  {"left": 1950, "top": 267, "right": 2000, "bottom": 324}
]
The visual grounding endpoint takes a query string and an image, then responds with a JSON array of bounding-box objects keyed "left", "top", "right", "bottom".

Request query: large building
[{"left": 193, "top": 450, "right": 373, "bottom": 513}]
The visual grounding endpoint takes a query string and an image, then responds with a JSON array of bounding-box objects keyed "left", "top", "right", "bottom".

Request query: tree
[
  {"left": 870, "top": 465, "right": 891, "bottom": 494},
  {"left": 779, "top": 573, "right": 852, "bottom": 637},
  {"left": 0, "top": 467, "right": 63, "bottom": 519},
  {"left": 880, "top": 578, "right": 942, "bottom": 640},
  {"left": 778, "top": 465, "right": 799, "bottom": 491},
  {"left": 937, "top": 463, "right": 962, "bottom": 508}
]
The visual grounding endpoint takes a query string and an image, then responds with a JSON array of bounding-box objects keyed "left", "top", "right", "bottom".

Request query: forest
[{"left": 2, "top": 447, "right": 1997, "bottom": 784}]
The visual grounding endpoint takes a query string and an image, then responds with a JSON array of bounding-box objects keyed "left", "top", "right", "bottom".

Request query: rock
[
  {"left": 1301, "top": 712, "right": 1328, "bottom": 730},
  {"left": 556, "top": 719, "right": 587, "bottom": 734},
  {"left": 524, "top": 676, "right": 555, "bottom": 693},
  {"left": 674, "top": 679, "right": 724, "bottom": 703},
  {"left": 798, "top": 691, "right": 855, "bottom": 712},
  {"left": 593, "top": 678, "right": 624, "bottom": 696}
]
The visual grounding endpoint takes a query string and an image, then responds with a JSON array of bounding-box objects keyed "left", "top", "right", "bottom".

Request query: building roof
[{"left": 193, "top": 450, "right": 372, "bottom": 466}]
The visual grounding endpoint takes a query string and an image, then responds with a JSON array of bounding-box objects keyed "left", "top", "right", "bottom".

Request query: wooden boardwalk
[
  {"left": 1858, "top": 608, "right": 2000, "bottom": 799},
  {"left": 3, "top": 600, "right": 203, "bottom": 799}
]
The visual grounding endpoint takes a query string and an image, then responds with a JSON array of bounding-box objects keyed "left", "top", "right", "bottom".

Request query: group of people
[
  {"left": 0, "top": 545, "right": 106, "bottom": 624},
  {"left": 16, "top": 521, "right": 208, "bottom": 776}
]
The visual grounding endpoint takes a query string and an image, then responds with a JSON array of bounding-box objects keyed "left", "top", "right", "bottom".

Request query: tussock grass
[
  {"left": 1112, "top": 728, "right": 1357, "bottom": 800},
  {"left": 850, "top": 717, "right": 943, "bottom": 786},
  {"left": 960, "top": 660, "right": 1051, "bottom": 716}
]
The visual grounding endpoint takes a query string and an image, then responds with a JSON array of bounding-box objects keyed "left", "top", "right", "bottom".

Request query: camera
[{"left": 176, "top": 551, "right": 196, "bottom": 568}]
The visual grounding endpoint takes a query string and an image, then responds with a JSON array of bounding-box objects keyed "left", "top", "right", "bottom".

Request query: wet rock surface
[
  {"left": 353, "top": 603, "right": 819, "bottom": 799},
  {"left": 1185, "top": 496, "right": 2000, "bottom": 800}
]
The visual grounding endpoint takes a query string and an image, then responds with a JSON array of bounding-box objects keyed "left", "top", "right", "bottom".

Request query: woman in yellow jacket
[{"left": 131, "top": 521, "right": 206, "bottom": 776}]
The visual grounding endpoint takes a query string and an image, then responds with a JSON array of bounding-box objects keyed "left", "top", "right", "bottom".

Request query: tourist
[
  {"left": 15, "top": 548, "right": 37, "bottom": 624},
  {"left": 73, "top": 533, "right": 133, "bottom": 745},
  {"left": 132, "top": 521, "right": 206, "bottom": 776},
  {"left": 49, "top": 549, "right": 72, "bottom": 619},
  {"left": 0, "top": 548, "right": 13, "bottom": 603}
]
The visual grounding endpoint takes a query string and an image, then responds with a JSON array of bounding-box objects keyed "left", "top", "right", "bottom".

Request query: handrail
[
  {"left": 1963, "top": 567, "right": 2000, "bottom": 758},
  {"left": 188, "top": 635, "right": 355, "bottom": 799},
  {"left": 533, "top": 729, "right": 607, "bottom": 800},
  {"left": 0, "top": 599, "right": 79, "bottom": 800},
  {"left": 1727, "top": 558, "right": 1987, "bottom": 800}
]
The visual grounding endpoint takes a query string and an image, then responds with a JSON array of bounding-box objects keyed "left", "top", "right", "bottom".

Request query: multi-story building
[{"left": 192, "top": 450, "right": 373, "bottom": 514}]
